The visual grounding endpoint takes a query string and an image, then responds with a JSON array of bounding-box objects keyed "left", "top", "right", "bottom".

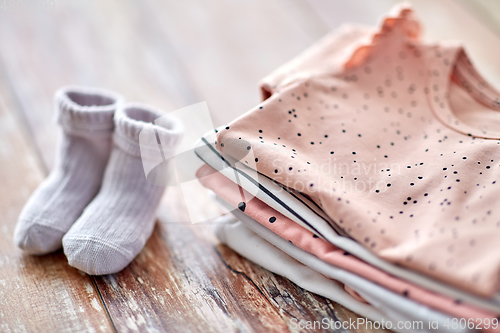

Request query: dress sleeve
[
  {"left": 259, "top": 23, "right": 373, "bottom": 101},
  {"left": 260, "top": 4, "right": 422, "bottom": 101}
]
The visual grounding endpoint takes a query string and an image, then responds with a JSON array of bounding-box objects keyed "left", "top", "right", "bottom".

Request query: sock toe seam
[
  {"left": 63, "top": 235, "right": 133, "bottom": 257},
  {"left": 19, "top": 215, "right": 73, "bottom": 233}
]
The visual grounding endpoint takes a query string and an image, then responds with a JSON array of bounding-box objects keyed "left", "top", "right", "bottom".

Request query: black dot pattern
[
  {"left": 197, "top": 159, "right": 495, "bottom": 322},
  {"left": 215, "top": 7, "right": 500, "bottom": 295}
]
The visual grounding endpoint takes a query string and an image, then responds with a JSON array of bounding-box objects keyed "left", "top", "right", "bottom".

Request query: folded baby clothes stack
[{"left": 195, "top": 5, "right": 500, "bottom": 332}]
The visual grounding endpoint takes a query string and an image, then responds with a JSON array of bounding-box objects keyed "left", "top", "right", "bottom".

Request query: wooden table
[{"left": 1, "top": 0, "right": 499, "bottom": 332}]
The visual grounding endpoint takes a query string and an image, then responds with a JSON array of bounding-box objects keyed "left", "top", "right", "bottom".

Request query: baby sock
[
  {"left": 62, "top": 103, "right": 183, "bottom": 275},
  {"left": 14, "top": 86, "right": 123, "bottom": 254}
]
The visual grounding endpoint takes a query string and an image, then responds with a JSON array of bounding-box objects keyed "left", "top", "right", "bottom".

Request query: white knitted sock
[
  {"left": 62, "top": 103, "right": 183, "bottom": 275},
  {"left": 14, "top": 86, "right": 123, "bottom": 254}
]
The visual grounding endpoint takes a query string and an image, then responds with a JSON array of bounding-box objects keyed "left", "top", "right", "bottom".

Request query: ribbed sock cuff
[
  {"left": 113, "top": 103, "right": 183, "bottom": 160},
  {"left": 56, "top": 86, "right": 124, "bottom": 137}
]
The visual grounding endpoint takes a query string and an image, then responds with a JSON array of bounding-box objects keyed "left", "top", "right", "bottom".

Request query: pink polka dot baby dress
[{"left": 216, "top": 5, "right": 500, "bottom": 297}]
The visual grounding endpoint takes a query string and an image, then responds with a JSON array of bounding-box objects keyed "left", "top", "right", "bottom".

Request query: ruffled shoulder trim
[
  {"left": 344, "top": 4, "right": 421, "bottom": 69},
  {"left": 259, "top": 23, "right": 372, "bottom": 101}
]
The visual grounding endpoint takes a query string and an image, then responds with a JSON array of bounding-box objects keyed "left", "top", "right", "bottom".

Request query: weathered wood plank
[
  {"left": 87, "top": 0, "right": 386, "bottom": 330},
  {"left": 0, "top": 0, "right": 196, "bottom": 171},
  {"left": 94, "top": 222, "right": 380, "bottom": 332},
  {"left": 0, "top": 71, "right": 113, "bottom": 333},
  {"left": 0, "top": 0, "right": 402, "bottom": 331},
  {"left": 137, "top": 0, "right": 328, "bottom": 128}
]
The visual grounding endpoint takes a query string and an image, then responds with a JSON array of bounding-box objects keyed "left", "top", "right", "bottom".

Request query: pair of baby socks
[{"left": 14, "top": 86, "right": 183, "bottom": 275}]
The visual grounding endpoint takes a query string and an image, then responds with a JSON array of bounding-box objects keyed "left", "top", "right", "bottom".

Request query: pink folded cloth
[
  {"left": 215, "top": 5, "right": 500, "bottom": 296},
  {"left": 197, "top": 164, "right": 500, "bottom": 330}
]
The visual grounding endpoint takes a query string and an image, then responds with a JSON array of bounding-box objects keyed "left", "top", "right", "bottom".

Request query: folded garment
[
  {"left": 195, "top": 131, "right": 500, "bottom": 313},
  {"left": 214, "top": 5, "right": 500, "bottom": 297},
  {"left": 212, "top": 217, "right": 390, "bottom": 329},
  {"left": 219, "top": 207, "right": 471, "bottom": 333},
  {"left": 197, "top": 163, "right": 500, "bottom": 328}
]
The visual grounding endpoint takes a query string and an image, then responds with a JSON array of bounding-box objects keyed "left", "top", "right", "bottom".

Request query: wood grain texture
[
  {"left": 94, "top": 222, "right": 378, "bottom": 332},
  {"left": 84, "top": 0, "right": 385, "bottom": 331},
  {"left": 0, "top": 0, "right": 385, "bottom": 332},
  {"left": 0, "top": 72, "right": 113, "bottom": 332},
  {"left": 0, "top": 0, "right": 196, "bottom": 170},
  {"left": 135, "top": 0, "right": 328, "bottom": 128},
  {"left": 3, "top": 0, "right": 497, "bottom": 331}
]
